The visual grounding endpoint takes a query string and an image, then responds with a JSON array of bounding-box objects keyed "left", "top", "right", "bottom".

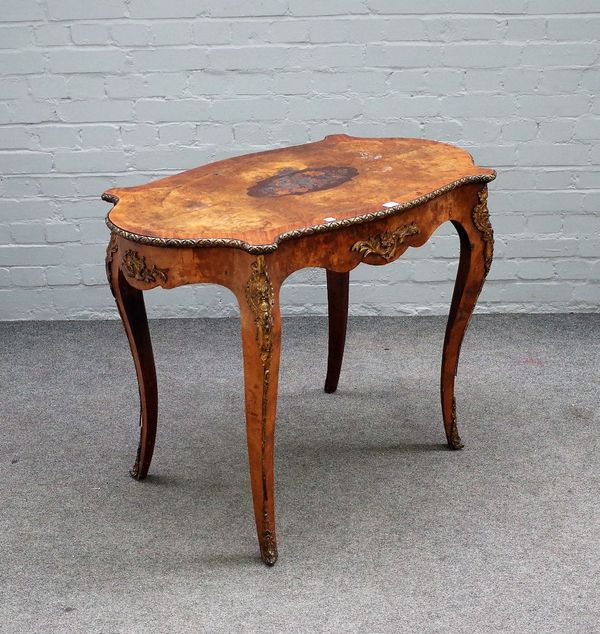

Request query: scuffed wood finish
[{"left": 103, "top": 136, "right": 495, "bottom": 566}]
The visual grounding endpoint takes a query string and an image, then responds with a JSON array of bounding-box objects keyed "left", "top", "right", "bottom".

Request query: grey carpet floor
[{"left": 0, "top": 314, "right": 599, "bottom": 634}]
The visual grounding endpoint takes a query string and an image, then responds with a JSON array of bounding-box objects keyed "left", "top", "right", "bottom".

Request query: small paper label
[
  {"left": 323, "top": 217, "right": 336, "bottom": 223},
  {"left": 382, "top": 201, "right": 399, "bottom": 208}
]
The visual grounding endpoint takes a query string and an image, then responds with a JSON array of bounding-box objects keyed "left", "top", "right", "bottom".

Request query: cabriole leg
[
  {"left": 106, "top": 236, "right": 158, "bottom": 480},
  {"left": 324, "top": 270, "right": 349, "bottom": 394},
  {"left": 239, "top": 255, "right": 282, "bottom": 566},
  {"left": 441, "top": 189, "right": 493, "bottom": 449}
]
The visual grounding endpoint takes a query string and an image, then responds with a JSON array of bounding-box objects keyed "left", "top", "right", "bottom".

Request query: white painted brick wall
[{"left": 1, "top": 0, "right": 599, "bottom": 320}]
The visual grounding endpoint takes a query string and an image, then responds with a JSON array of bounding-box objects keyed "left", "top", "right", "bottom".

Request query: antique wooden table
[{"left": 104, "top": 134, "right": 495, "bottom": 566}]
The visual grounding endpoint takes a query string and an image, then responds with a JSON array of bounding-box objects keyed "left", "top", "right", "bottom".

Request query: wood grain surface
[{"left": 104, "top": 134, "right": 494, "bottom": 248}]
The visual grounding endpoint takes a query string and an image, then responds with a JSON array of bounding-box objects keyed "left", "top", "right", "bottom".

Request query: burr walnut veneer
[{"left": 104, "top": 134, "right": 495, "bottom": 566}]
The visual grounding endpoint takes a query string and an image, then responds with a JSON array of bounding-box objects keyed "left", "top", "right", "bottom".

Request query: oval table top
[{"left": 103, "top": 134, "right": 495, "bottom": 252}]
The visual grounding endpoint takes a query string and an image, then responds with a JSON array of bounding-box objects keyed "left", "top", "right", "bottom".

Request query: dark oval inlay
[{"left": 247, "top": 165, "right": 359, "bottom": 198}]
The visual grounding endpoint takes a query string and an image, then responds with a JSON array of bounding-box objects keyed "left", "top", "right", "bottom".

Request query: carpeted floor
[{"left": 1, "top": 314, "right": 599, "bottom": 634}]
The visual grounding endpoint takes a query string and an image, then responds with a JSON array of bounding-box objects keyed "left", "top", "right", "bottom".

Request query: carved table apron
[{"left": 103, "top": 135, "right": 495, "bottom": 566}]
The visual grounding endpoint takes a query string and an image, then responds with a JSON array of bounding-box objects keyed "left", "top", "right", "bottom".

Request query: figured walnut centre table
[{"left": 103, "top": 134, "right": 495, "bottom": 566}]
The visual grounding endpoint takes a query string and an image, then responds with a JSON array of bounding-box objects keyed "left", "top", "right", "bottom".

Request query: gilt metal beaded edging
[{"left": 102, "top": 173, "right": 495, "bottom": 254}]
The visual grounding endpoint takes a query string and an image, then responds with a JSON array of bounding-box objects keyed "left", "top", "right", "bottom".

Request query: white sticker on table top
[
  {"left": 323, "top": 217, "right": 336, "bottom": 223},
  {"left": 382, "top": 201, "right": 399, "bottom": 208}
]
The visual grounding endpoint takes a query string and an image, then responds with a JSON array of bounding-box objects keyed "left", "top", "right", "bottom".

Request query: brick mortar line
[{"left": 4, "top": 13, "right": 600, "bottom": 26}]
